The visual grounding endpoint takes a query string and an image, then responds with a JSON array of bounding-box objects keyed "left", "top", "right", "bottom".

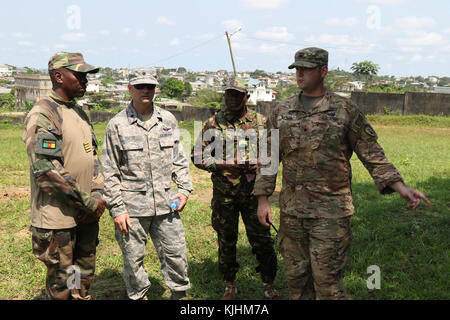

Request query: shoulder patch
[{"left": 35, "top": 131, "right": 62, "bottom": 157}]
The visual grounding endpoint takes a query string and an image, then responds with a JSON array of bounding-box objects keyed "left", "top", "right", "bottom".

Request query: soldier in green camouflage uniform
[
  {"left": 254, "top": 47, "right": 430, "bottom": 300},
  {"left": 22, "top": 52, "right": 106, "bottom": 300},
  {"left": 101, "top": 75, "right": 193, "bottom": 300},
  {"left": 191, "top": 83, "right": 279, "bottom": 300}
]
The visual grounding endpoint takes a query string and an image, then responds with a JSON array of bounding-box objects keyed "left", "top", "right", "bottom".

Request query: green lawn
[{"left": 0, "top": 115, "right": 448, "bottom": 300}]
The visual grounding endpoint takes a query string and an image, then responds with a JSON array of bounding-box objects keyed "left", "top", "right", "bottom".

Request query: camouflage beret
[
  {"left": 288, "top": 47, "right": 328, "bottom": 69},
  {"left": 48, "top": 52, "right": 99, "bottom": 73},
  {"left": 129, "top": 75, "right": 159, "bottom": 86}
]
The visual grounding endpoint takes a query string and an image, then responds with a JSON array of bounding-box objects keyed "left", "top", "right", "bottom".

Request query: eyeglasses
[{"left": 134, "top": 84, "right": 156, "bottom": 90}]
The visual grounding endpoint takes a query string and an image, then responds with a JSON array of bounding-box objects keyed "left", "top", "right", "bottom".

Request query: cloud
[
  {"left": 411, "top": 54, "right": 423, "bottom": 62},
  {"left": 395, "top": 16, "right": 437, "bottom": 30},
  {"left": 255, "top": 26, "right": 294, "bottom": 42},
  {"left": 54, "top": 44, "right": 69, "bottom": 50},
  {"left": 241, "top": 0, "right": 290, "bottom": 9},
  {"left": 257, "top": 43, "right": 286, "bottom": 54},
  {"left": 306, "top": 33, "right": 375, "bottom": 53},
  {"left": 354, "top": 0, "right": 409, "bottom": 4},
  {"left": 136, "top": 29, "right": 147, "bottom": 37},
  {"left": 99, "top": 30, "right": 110, "bottom": 36},
  {"left": 122, "top": 28, "right": 132, "bottom": 35},
  {"left": 325, "top": 17, "right": 358, "bottom": 27},
  {"left": 11, "top": 32, "right": 30, "bottom": 38},
  {"left": 61, "top": 32, "right": 87, "bottom": 42},
  {"left": 156, "top": 16, "right": 175, "bottom": 26},
  {"left": 17, "top": 41, "right": 33, "bottom": 47},
  {"left": 397, "top": 32, "right": 443, "bottom": 47},
  {"left": 221, "top": 19, "right": 242, "bottom": 31},
  {"left": 170, "top": 38, "right": 180, "bottom": 46}
]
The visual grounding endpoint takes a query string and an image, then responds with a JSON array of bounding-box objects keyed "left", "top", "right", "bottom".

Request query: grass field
[{"left": 0, "top": 115, "right": 449, "bottom": 300}]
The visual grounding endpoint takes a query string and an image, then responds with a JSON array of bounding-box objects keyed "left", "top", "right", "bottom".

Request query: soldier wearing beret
[
  {"left": 22, "top": 52, "right": 106, "bottom": 300},
  {"left": 254, "top": 47, "right": 430, "bottom": 299},
  {"left": 101, "top": 74, "right": 193, "bottom": 300},
  {"left": 191, "top": 81, "right": 279, "bottom": 300}
]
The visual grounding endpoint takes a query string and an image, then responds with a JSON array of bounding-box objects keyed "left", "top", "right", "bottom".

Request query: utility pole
[{"left": 225, "top": 27, "right": 242, "bottom": 77}]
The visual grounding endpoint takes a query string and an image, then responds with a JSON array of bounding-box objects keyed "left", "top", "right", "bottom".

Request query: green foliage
[
  {"left": 351, "top": 61, "right": 380, "bottom": 80},
  {"left": 0, "top": 92, "right": 15, "bottom": 111},
  {"left": 160, "top": 77, "right": 185, "bottom": 99},
  {"left": 250, "top": 69, "right": 268, "bottom": 79},
  {"left": 273, "top": 85, "right": 300, "bottom": 100},
  {"left": 187, "top": 89, "right": 223, "bottom": 108}
]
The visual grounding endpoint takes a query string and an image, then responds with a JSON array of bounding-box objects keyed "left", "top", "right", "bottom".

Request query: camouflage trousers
[
  {"left": 115, "top": 213, "right": 190, "bottom": 300},
  {"left": 31, "top": 221, "right": 99, "bottom": 300},
  {"left": 211, "top": 191, "right": 278, "bottom": 283},
  {"left": 278, "top": 213, "right": 352, "bottom": 300}
]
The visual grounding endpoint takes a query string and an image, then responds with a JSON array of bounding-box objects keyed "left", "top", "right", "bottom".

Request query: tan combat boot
[
  {"left": 263, "top": 283, "right": 281, "bottom": 300},
  {"left": 222, "top": 281, "right": 238, "bottom": 300}
]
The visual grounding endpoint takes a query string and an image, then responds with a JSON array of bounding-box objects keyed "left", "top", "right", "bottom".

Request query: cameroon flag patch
[{"left": 42, "top": 139, "right": 56, "bottom": 149}]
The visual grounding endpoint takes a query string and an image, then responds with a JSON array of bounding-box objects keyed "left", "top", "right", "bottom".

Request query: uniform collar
[
  {"left": 126, "top": 102, "right": 163, "bottom": 125},
  {"left": 49, "top": 90, "right": 77, "bottom": 108},
  {"left": 223, "top": 106, "right": 254, "bottom": 124},
  {"left": 296, "top": 90, "right": 333, "bottom": 113}
]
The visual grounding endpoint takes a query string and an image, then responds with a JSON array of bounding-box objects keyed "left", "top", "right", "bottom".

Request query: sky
[{"left": 0, "top": 0, "right": 449, "bottom": 77}]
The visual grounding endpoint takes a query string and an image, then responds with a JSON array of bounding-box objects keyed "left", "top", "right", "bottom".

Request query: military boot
[
  {"left": 222, "top": 281, "right": 238, "bottom": 300},
  {"left": 263, "top": 283, "right": 281, "bottom": 300}
]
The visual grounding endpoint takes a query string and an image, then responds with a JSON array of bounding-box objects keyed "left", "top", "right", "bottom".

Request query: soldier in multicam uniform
[
  {"left": 100, "top": 74, "right": 193, "bottom": 300},
  {"left": 191, "top": 82, "right": 279, "bottom": 300},
  {"left": 254, "top": 47, "right": 431, "bottom": 300},
  {"left": 22, "top": 52, "right": 106, "bottom": 300}
]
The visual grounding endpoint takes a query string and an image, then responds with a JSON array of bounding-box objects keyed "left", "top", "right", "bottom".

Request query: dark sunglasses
[{"left": 134, "top": 84, "right": 156, "bottom": 90}]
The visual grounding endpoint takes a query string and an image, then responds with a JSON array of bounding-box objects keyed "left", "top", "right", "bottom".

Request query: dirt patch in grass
[{"left": 0, "top": 186, "right": 30, "bottom": 200}]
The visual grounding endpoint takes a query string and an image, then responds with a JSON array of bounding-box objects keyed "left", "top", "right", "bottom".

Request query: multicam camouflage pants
[
  {"left": 278, "top": 213, "right": 352, "bottom": 300},
  {"left": 31, "top": 221, "right": 99, "bottom": 300},
  {"left": 211, "top": 191, "right": 278, "bottom": 283},
  {"left": 115, "top": 213, "right": 190, "bottom": 300}
]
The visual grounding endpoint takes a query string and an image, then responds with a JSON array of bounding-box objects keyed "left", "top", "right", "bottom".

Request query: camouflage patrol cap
[
  {"left": 48, "top": 52, "right": 99, "bottom": 73},
  {"left": 288, "top": 47, "right": 328, "bottom": 69},
  {"left": 129, "top": 75, "right": 159, "bottom": 86},
  {"left": 225, "top": 78, "right": 248, "bottom": 93}
]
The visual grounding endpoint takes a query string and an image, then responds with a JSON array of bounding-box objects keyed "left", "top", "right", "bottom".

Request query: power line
[{"left": 147, "top": 34, "right": 223, "bottom": 67}]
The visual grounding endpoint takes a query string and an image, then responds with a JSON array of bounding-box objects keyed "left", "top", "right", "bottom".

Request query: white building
[
  {"left": 246, "top": 79, "right": 275, "bottom": 105},
  {"left": 190, "top": 80, "right": 208, "bottom": 91},
  {"left": 0, "top": 64, "right": 14, "bottom": 77}
]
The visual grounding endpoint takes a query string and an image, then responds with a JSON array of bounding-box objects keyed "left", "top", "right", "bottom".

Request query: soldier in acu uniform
[
  {"left": 22, "top": 52, "right": 106, "bottom": 300},
  {"left": 101, "top": 74, "right": 193, "bottom": 300},
  {"left": 191, "top": 82, "right": 279, "bottom": 300},
  {"left": 254, "top": 47, "right": 431, "bottom": 300}
]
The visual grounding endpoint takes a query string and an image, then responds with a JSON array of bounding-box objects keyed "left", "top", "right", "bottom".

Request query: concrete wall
[
  {"left": 351, "top": 92, "right": 405, "bottom": 115},
  {"left": 351, "top": 91, "right": 450, "bottom": 116},
  {"left": 405, "top": 92, "right": 450, "bottom": 116}
]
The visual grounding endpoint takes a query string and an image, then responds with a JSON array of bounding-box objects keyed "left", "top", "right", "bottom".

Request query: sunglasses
[{"left": 134, "top": 84, "right": 156, "bottom": 90}]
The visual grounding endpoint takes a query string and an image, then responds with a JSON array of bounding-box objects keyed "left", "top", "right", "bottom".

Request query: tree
[
  {"left": 351, "top": 61, "right": 379, "bottom": 80},
  {"left": 160, "top": 78, "right": 185, "bottom": 99}
]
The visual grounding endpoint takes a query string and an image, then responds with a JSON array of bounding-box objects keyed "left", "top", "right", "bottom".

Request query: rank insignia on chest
[
  {"left": 83, "top": 142, "right": 92, "bottom": 153},
  {"left": 42, "top": 139, "right": 56, "bottom": 149}
]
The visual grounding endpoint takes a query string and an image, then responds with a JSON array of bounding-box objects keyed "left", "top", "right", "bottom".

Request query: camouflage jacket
[
  {"left": 191, "top": 107, "right": 266, "bottom": 196},
  {"left": 22, "top": 91, "right": 103, "bottom": 229},
  {"left": 253, "top": 91, "right": 404, "bottom": 218},
  {"left": 101, "top": 103, "right": 193, "bottom": 218}
]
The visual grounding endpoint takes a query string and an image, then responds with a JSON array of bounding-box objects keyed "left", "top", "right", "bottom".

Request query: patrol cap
[
  {"left": 129, "top": 75, "right": 159, "bottom": 86},
  {"left": 225, "top": 78, "right": 247, "bottom": 94},
  {"left": 48, "top": 52, "right": 99, "bottom": 73},
  {"left": 288, "top": 47, "right": 328, "bottom": 69}
]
